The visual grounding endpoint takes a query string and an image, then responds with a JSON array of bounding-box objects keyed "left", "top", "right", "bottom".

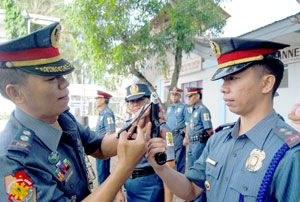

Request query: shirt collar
[
  {"left": 223, "top": 110, "right": 279, "bottom": 148},
  {"left": 15, "top": 107, "right": 62, "bottom": 152}
]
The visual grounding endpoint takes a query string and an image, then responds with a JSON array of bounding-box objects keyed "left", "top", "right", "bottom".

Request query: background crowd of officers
[{"left": 96, "top": 84, "right": 214, "bottom": 202}]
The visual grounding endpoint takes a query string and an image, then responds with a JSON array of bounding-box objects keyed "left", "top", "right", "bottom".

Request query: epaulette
[
  {"left": 215, "top": 122, "right": 235, "bottom": 133},
  {"left": 8, "top": 128, "right": 34, "bottom": 155},
  {"left": 273, "top": 126, "right": 300, "bottom": 148}
]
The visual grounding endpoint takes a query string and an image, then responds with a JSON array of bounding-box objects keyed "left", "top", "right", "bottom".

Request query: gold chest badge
[{"left": 246, "top": 149, "right": 266, "bottom": 172}]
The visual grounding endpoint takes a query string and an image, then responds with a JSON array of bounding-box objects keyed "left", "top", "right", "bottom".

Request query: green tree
[
  {"left": 3, "top": 0, "right": 26, "bottom": 39},
  {"left": 67, "top": 0, "right": 228, "bottom": 100}
]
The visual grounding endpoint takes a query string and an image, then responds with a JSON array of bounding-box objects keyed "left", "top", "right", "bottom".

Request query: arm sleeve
[
  {"left": 270, "top": 148, "right": 300, "bottom": 201},
  {"left": 103, "top": 113, "right": 116, "bottom": 133},
  {"left": 0, "top": 156, "right": 70, "bottom": 202},
  {"left": 200, "top": 108, "right": 212, "bottom": 130}
]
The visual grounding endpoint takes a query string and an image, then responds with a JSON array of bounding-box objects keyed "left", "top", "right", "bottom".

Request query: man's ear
[
  {"left": 261, "top": 74, "right": 275, "bottom": 94},
  {"left": 6, "top": 84, "right": 25, "bottom": 104}
]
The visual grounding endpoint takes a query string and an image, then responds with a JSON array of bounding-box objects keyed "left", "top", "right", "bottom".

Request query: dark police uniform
[
  {"left": 0, "top": 22, "right": 102, "bottom": 201},
  {"left": 166, "top": 87, "right": 188, "bottom": 173},
  {"left": 0, "top": 108, "right": 101, "bottom": 201},
  {"left": 124, "top": 84, "right": 174, "bottom": 202},
  {"left": 184, "top": 38, "right": 299, "bottom": 201},
  {"left": 95, "top": 91, "right": 116, "bottom": 185}
]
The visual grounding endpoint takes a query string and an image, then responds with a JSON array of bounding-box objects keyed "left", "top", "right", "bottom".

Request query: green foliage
[
  {"left": 3, "top": 0, "right": 27, "bottom": 39},
  {"left": 66, "top": 0, "right": 228, "bottom": 91}
]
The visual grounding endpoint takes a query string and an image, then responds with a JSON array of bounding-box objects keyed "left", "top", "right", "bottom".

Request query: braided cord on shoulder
[{"left": 256, "top": 143, "right": 289, "bottom": 202}]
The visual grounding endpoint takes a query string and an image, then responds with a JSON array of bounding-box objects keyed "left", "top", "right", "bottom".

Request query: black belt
[
  {"left": 131, "top": 167, "right": 155, "bottom": 179},
  {"left": 189, "top": 131, "right": 209, "bottom": 143}
]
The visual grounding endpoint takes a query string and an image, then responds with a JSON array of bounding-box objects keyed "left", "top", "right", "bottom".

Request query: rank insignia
[
  {"left": 107, "top": 117, "right": 114, "bottom": 124},
  {"left": 166, "top": 132, "right": 174, "bottom": 146},
  {"left": 246, "top": 149, "right": 266, "bottom": 172},
  {"left": 5, "top": 170, "right": 36, "bottom": 202}
]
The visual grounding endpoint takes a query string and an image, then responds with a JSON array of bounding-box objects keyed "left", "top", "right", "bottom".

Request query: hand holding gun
[{"left": 150, "top": 92, "right": 167, "bottom": 165}]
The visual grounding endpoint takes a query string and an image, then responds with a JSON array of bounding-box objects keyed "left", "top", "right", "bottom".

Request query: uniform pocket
[
  {"left": 230, "top": 169, "right": 262, "bottom": 199},
  {"left": 206, "top": 160, "right": 223, "bottom": 180}
]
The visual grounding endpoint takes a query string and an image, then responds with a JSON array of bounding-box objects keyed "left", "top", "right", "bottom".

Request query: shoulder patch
[
  {"left": 215, "top": 122, "right": 235, "bottom": 133},
  {"left": 5, "top": 170, "right": 37, "bottom": 201},
  {"left": 8, "top": 128, "right": 34, "bottom": 155},
  {"left": 273, "top": 126, "right": 300, "bottom": 148}
]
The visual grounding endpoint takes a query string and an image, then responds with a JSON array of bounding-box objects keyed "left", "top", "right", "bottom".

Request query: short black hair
[{"left": 251, "top": 59, "right": 284, "bottom": 97}]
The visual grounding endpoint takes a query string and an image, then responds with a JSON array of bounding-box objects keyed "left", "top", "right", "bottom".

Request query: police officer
[
  {"left": 146, "top": 37, "right": 300, "bottom": 201},
  {"left": 185, "top": 87, "right": 213, "bottom": 169},
  {"left": 119, "top": 83, "right": 174, "bottom": 202},
  {"left": 166, "top": 87, "right": 188, "bottom": 174},
  {"left": 0, "top": 22, "right": 150, "bottom": 201},
  {"left": 95, "top": 90, "right": 115, "bottom": 185}
]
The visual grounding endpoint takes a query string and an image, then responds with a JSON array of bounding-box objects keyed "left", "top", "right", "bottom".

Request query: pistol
[{"left": 150, "top": 92, "right": 167, "bottom": 165}]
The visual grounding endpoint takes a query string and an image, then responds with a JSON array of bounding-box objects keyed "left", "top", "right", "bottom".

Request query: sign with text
[{"left": 280, "top": 46, "right": 300, "bottom": 65}]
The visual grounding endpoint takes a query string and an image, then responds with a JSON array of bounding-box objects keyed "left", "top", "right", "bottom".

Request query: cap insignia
[
  {"left": 210, "top": 40, "right": 221, "bottom": 59},
  {"left": 51, "top": 24, "right": 61, "bottom": 48},
  {"left": 130, "top": 84, "right": 139, "bottom": 95}
]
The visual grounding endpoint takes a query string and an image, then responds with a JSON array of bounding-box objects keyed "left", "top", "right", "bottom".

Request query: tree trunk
[{"left": 165, "top": 45, "right": 183, "bottom": 107}]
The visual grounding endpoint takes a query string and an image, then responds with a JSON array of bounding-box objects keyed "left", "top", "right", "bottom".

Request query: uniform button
[{"left": 242, "top": 185, "right": 248, "bottom": 191}]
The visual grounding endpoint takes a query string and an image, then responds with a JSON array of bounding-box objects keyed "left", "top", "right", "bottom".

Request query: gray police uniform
[
  {"left": 0, "top": 107, "right": 102, "bottom": 201},
  {"left": 185, "top": 110, "right": 300, "bottom": 201},
  {"left": 123, "top": 120, "right": 174, "bottom": 202},
  {"left": 187, "top": 101, "right": 212, "bottom": 169},
  {"left": 95, "top": 105, "right": 116, "bottom": 185},
  {"left": 166, "top": 102, "right": 188, "bottom": 173}
]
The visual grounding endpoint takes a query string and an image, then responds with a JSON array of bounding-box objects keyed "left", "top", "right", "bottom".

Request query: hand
[
  {"left": 116, "top": 190, "right": 125, "bottom": 202},
  {"left": 183, "top": 136, "right": 189, "bottom": 146},
  {"left": 145, "top": 129, "right": 167, "bottom": 168},
  {"left": 117, "top": 123, "right": 150, "bottom": 168}
]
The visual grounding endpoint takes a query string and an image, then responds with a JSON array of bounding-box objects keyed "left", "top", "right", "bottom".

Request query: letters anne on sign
[{"left": 280, "top": 46, "right": 300, "bottom": 64}]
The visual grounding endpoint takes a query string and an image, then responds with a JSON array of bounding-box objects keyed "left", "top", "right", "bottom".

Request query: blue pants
[
  {"left": 96, "top": 158, "right": 110, "bottom": 185},
  {"left": 173, "top": 132, "right": 186, "bottom": 173},
  {"left": 125, "top": 173, "right": 164, "bottom": 202},
  {"left": 188, "top": 141, "right": 207, "bottom": 202}
]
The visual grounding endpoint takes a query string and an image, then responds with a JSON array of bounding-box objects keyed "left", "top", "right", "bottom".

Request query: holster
[{"left": 198, "top": 130, "right": 209, "bottom": 143}]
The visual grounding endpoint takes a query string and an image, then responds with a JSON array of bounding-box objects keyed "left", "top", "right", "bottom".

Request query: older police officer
[
  {"left": 146, "top": 37, "right": 300, "bottom": 202},
  {"left": 0, "top": 22, "right": 149, "bottom": 202}
]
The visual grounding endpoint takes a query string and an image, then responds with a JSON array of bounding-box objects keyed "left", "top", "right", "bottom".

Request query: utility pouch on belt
[{"left": 199, "top": 130, "right": 209, "bottom": 143}]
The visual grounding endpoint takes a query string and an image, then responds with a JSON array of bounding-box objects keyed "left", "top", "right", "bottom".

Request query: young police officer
[
  {"left": 0, "top": 22, "right": 150, "bottom": 202},
  {"left": 146, "top": 37, "right": 300, "bottom": 201}
]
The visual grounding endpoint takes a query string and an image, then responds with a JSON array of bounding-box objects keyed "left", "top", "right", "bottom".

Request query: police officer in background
[
  {"left": 146, "top": 37, "right": 300, "bottom": 201},
  {"left": 166, "top": 87, "right": 188, "bottom": 174},
  {"left": 0, "top": 22, "right": 150, "bottom": 201},
  {"left": 184, "top": 87, "right": 213, "bottom": 202},
  {"left": 117, "top": 83, "right": 174, "bottom": 202},
  {"left": 185, "top": 87, "right": 213, "bottom": 169},
  {"left": 95, "top": 91, "right": 115, "bottom": 185}
]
